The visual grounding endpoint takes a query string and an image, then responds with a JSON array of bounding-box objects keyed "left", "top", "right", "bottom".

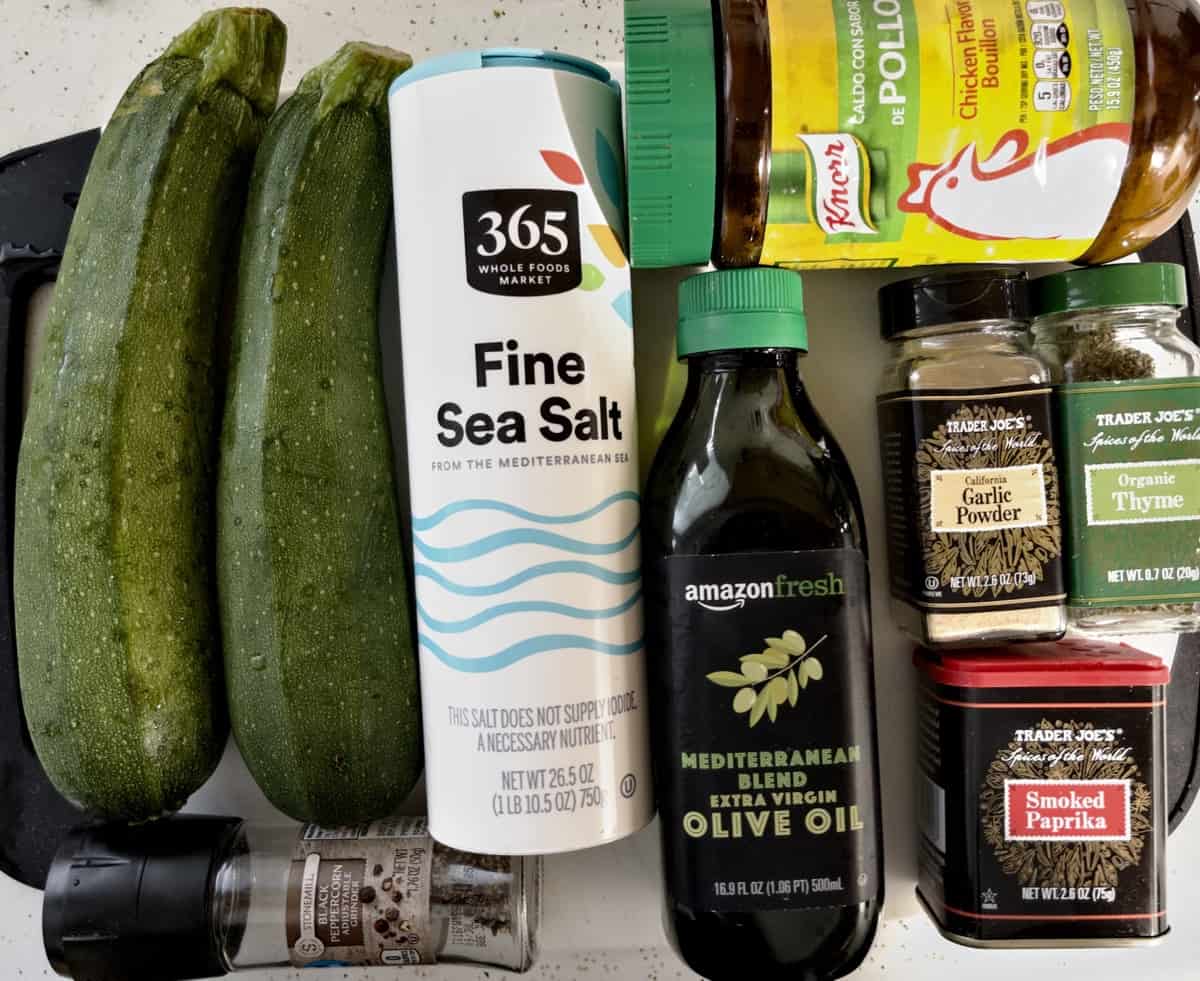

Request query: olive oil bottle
[{"left": 643, "top": 269, "right": 883, "bottom": 980}]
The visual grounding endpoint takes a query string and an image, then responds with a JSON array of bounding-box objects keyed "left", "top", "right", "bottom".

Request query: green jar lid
[
  {"left": 1033, "top": 263, "right": 1188, "bottom": 316},
  {"left": 678, "top": 268, "right": 808, "bottom": 357},
  {"left": 624, "top": 0, "right": 717, "bottom": 268}
]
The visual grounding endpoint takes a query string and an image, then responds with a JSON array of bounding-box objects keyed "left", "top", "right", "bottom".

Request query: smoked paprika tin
[{"left": 915, "top": 640, "right": 1168, "bottom": 947}]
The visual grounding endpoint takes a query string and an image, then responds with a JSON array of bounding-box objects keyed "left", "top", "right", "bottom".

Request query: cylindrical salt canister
[{"left": 388, "top": 49, "right": 653, "bottom": 853}]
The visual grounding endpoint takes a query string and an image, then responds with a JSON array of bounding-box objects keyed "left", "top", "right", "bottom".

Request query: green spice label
[
  {"left": 655, "top": 550, "right": 880, "bottom": 913},
  {"left": 1086, "top": 461, "right": 1200, "bottom": 524},
  {"left": 1059, "top": 378, "right": 1200, "bottom": 606}
]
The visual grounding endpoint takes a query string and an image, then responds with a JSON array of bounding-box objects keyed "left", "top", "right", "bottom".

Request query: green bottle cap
[
  {"left": 677, "top": 268, "right": 808, "bottom": 358},
  {"left": 1033, "top": 263, "right": 1188, "bottom": 316},
  {"left": 624, "top": 0, "right": 717, "bottom": 268}
]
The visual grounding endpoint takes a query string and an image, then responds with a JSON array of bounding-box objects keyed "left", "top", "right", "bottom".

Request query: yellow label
[
  {"left": 930, "top": 464, "right": 1048, "bottom": 533},
  {"left": 763, "top": 0, "right": 1135, "bottom": 267}
]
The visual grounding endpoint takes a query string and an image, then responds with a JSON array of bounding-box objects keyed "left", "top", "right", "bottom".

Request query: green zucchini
[
  {"left": 218, "top": 43, "right": 420, "bottom": 824},
  {"left": 14, "top": 8, "right": 286, "bottom": 820}
]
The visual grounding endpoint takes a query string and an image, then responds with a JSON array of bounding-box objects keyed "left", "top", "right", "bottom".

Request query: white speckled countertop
[
  {"left": 4, "top": 0, "right": 623, "bottom": 150},
  {"left": 4, "top": 2, "right": 1200, "bottom": 979}
]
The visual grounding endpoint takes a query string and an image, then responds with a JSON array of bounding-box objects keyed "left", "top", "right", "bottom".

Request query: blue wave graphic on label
[
  {"left": 420, "top": 633, "right": 644, "bottom": 673},
  {"left": 414, "top": 493, "right": 642, "bottom": 673},
  {"left": 413, "top": 524, "right": 638, "bottom": 563},
  {"left": 412, "top": 490, "right": 639, "bottom": 531},
  {"left": 414, "top": 560, "right": 641, "bottom": 596},
  {"left": 416, "top": 590, "right": 643, "bottom": 633}
]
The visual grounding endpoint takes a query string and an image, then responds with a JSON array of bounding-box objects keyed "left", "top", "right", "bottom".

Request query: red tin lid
[{"left": 914, "top": 638, "right": 1170, "bottom": 689}]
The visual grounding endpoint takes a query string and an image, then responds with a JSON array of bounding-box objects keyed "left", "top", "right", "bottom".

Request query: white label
[
  {"left": 919, "top": 771, "right": 946, "bottom": 854},
  {"left": 389, "top": 66, "right": 653, "bottom": 854},
  {"left": 1034, "top": 80, "right": 1072, "bottom": 111},
  {"left": 1031, "top": 22, "right": 1068, "bottom": 47},
  {"left": 1027, "top": 1, "right": 1066, "bottom": 20},
  {"left": 1034, "top": 49, "right": 1070, "bottom": 79},
  {"left": 302, "top": 818, "right": 430, "bottom": 841},
  {"left": 287, "top": 822, "right": 436, "bottom": 966},
  {"left": 294, "top": 854, "right": 326, "bottom": 962},
  {"left": 797, "top": 134, "right": 877, "bottom": 237}
]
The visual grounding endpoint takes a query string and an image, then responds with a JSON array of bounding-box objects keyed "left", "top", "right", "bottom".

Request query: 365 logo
[{"left": 463, "top": 189, "right": 582, "bottom": 297}]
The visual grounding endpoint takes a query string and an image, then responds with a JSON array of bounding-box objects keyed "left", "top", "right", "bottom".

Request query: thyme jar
[
  {"left": 877, "top": 269, "right": 1067, "bottom": 648},
  {"left": 1032, "top": 263, "right": 1200, "bottom": 633}
]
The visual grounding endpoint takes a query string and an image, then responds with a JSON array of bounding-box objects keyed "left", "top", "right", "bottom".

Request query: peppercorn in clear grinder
[{"left": 42, "top": 816, "right": 538, "bottom": 980}]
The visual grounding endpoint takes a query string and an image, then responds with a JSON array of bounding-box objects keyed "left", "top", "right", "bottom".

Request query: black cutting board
[{"left": 1142, "top": 212, "right": 1200, "bottom": 831}]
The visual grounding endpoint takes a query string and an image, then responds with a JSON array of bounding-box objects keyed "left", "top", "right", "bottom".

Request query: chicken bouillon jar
[
  {"left": 876, "top": 269, "right": 1067, "bottom": 648},
  {"left": 624, "top": 0, "right": 1200, "bottom": 269}
]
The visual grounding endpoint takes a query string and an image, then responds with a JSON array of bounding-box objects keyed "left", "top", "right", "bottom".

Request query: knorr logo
[
  {"left": 683, "top": 573, "right": 845, "bottom": 612},
  {"left": 797, "top": 133, "right": 877, "bottom": 237}
]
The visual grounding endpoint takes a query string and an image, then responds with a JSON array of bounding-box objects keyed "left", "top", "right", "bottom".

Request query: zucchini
[
  {"left": 218, "top": 43, "right": 420, "bottom": 824},
  {"left": 14, "top": 8, "right": 286, "bottom": 820}
]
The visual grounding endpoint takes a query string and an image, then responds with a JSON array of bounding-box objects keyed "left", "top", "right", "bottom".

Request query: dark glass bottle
[
  {"left": 643, "top": 268, "right": 883, "bottom": 980},
  {"left": 714, "top": 0, "right": 770, "bottom": 269}
]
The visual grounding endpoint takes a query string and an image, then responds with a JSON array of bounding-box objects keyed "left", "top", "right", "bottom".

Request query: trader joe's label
[
  {"left": 286, "top": 820, "right": 435, "bottom": 967},
  {"left": 917, "top": 681, "right": 1166, "bottom": 941},
  {"left": 763, "top": 0, "right": 1134, "bottom": 267},
  {"left": 1058, "top": 377, "right": 1200, "bottom": 606},
  {"left": 877, "top": 385, "right": 1065, "bottom": 613},
  {"left": 657, "top": 550, "right": 880, "bottom": 913}
]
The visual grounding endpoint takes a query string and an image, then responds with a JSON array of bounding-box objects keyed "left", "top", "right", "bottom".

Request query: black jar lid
[
  {"left": 879, "top": 268, "right": 1030, "bottom": 339},
  {"left": 44, "top": 816, "right": 241, "bottom": 981}
]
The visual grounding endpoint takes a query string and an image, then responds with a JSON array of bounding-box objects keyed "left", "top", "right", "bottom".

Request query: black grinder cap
[
  {"left": 44, "top": 816, "right": 242, "bottom": 981},
  {"left": 879, "top": 267, "right": 1031, "bottom": 339}
]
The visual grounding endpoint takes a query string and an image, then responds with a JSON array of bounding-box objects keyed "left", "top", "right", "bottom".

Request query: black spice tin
[{"left": 915, "top": 639, "right": 1169, "bottom": 948}]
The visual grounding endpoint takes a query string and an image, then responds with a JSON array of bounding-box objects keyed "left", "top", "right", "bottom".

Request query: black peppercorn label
[
  {"left": 654, "top": 550, "right": 881, "bottom": 913},
  {"left": 877, "top": 384, "right": 1066, "bottom": 614},
  {"left": 1057, "top": 378, "right": 1200, "bottom": 606},
  {"left": 286, "top": 820, "right": 435, "bottom": 967},
  {"left": 917, "top": 682, "right": 1167, "bottom": 942}
]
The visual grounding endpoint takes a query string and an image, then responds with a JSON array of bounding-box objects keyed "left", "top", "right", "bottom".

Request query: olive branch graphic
[{"left": 706, "top": 631, "right": 828, "bottom": 727}]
